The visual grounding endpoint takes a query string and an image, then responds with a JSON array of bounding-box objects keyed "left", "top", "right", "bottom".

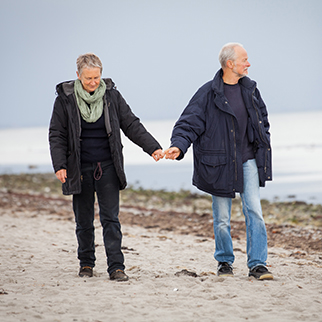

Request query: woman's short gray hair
[
  {"left": 76, "top": 53, "right": 103, "bottom": 75},
  {"left": 218, "top": 43, "right": 244, "bottom": 69}
]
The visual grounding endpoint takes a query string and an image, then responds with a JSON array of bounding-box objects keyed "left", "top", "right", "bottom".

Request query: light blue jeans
[{"left": 212, "top": 159, "right": 268, "bottom": 269}]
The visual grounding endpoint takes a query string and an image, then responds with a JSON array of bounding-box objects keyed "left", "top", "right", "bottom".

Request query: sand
[{"left": 1, "top": 204, "right": 322, "bottom": 322}]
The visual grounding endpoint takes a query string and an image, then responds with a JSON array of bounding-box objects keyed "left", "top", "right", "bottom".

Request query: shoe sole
[
  {"left": 258, "top": 273, "right": 273, "bottom": 280},
  {"left": 110, "top": 276, "right": 129, "bottom": 281},
  {"left": 249, "top": 273, "right": 273, "bottom": 280}
]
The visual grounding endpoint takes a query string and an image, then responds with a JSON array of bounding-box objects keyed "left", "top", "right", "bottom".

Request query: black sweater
[{"left": 80, "top": 113, "right": 112, "bottom": 163}]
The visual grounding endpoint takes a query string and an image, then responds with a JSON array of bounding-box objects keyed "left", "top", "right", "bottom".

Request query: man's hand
[
  {"left": 152, "top": 149, "right": 165, "bottom": 162},
  {"left": 56, "top": 169, "right": 67, "bottom": 183},
  {"left": 164, "top": 147, "right": 181, "bottom": 160}
]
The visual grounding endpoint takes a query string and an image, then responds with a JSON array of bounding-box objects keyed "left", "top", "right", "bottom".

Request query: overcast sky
[{"left": 1, "top": 0, "right": 321, "bottom": 129}]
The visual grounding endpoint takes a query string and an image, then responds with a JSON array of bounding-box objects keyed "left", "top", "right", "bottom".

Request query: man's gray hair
[
  {"left": 219, "top": 43, "right": 244, "bottom": 69},
  {"left": 76, "top": 53, "right": 103, "bottom": 75}
]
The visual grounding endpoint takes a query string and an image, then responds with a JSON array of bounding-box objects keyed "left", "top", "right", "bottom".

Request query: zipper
[
  {"left": 103, "top": 97, "right": 112, "bottom": 137},
  {"left": 231, "top": 116, "right": 238, "bottom": 181},
  {"left": 71, "top": 92, "right": 82, "bottom": 181},
  {"left": 251, "top": 88, "right": 269, "bottom": 174}
]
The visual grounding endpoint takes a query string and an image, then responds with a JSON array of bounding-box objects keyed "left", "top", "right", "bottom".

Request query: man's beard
[{"left": 232, "top": 67, "right": 247, "bottom": 78}]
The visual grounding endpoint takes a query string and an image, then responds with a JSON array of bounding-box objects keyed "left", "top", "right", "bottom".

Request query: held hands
[{"left": 152, "top": 147, "right": 181, "bottom": 161}]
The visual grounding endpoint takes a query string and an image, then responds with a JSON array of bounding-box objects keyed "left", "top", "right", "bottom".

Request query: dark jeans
[{"left": 72, "top": 160, "right": 125, "bottom": 275}]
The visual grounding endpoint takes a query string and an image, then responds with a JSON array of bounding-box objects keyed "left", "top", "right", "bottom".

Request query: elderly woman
[{"left": 49, "top": 53, "right": 164, "bottom": 281}]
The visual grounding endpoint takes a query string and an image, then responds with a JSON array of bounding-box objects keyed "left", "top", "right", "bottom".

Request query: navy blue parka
[{"left": 170, "top": 69, "right": 272, "bottom": 198}]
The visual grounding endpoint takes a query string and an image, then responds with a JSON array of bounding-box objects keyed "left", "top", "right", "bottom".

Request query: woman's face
[{"left": 77, "top": 67, "right": 101, "bottom": 93}]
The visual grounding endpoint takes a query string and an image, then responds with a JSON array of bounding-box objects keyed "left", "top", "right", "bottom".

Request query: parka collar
[{"left": 211, "top": 68, "right": 257, "bottom": 94}]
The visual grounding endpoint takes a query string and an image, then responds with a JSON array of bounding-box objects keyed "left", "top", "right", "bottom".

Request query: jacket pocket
[
  {"left": 199, "top": 155, "right": 228, "bottom": 190},
  {"left": 201, "top": 155, "right": 226, "bottom": 167}
]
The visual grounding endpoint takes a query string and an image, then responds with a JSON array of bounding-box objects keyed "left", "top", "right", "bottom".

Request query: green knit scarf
[{"left": 74, "top": 79, "right": 106, "bottom": 123}]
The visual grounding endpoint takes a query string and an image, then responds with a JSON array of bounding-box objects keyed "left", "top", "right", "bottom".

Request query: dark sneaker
[
  {"left": 110, "top": 269, "right": 129, "bottom": 282},
  {"left": 217, "top": 262, "right": 234, "bottom": 277},
  {"left": 249, "top": 266, "right": 273, "bottom": 280},
  {"left": 79, "top": 266, "right": 93, "bottom": 277}
]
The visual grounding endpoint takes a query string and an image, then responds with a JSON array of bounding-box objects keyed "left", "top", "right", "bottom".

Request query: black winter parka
[
  {"left": 49, "top": 78, "right": 162, "bottom": 195},
  {"left": 170, "top": 69, "right": 272, "bottom": 198}
]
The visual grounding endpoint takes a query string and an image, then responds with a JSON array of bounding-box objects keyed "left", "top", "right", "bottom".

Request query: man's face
[
  {"left": 77, "top": 67, "right": 101, "bottom": 93},
  {"left": 232, "top": 46, "right": 251, "bottom": 78}
]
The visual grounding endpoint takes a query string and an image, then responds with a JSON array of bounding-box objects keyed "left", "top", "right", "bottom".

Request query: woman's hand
[
  {"left": 55, "top": 169, "right": 67, "bottom": 183},
  {"left": 152, "top": 149, "right": 165, "bottom": 162}
]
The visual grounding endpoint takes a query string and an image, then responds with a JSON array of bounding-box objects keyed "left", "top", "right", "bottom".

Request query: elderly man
[
  {"left": 165, "top": 43, "right": 273, "bottom": 280},
  {"left": 49, "top": 53, "right": 164, "bottom": 281}
]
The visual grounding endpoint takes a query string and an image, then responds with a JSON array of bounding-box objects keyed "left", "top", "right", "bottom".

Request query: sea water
[{"left": 0, "top": 111, "right": 321, "bottom": 204}]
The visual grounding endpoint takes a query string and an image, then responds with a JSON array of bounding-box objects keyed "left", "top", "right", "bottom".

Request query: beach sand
[{"left": 0, "top": 187, "right": 322, "bottom": 321}]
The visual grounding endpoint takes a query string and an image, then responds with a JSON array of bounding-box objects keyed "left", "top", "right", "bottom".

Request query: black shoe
[
  {"left": 217, "top": 262, "right": 234, "bottom": 277},
  {"left": 249, "top": 265, "right": 273, "bottom": 280},
  {"left": 110, "top": 269, "right": 129, "bottom": 281},
  {"left": 79, "top": 266, "right": 93, "bottom": 277}
]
